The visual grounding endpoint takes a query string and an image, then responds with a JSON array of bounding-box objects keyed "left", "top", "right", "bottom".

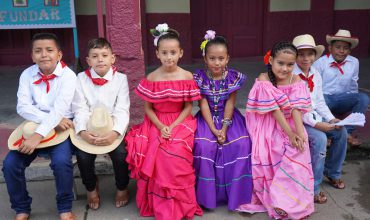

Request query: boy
[
  {"left": 2, "top": 33, "right": 76, "bottom": 220},
  {"left": 71, "top": 38, "right": 130, "bottom": 210},
  {"left": 313, "top": 29, "right": 370, "bottom": 146},
  {"left": 293, "top": 34, "right": 348, "bottom": 204}
]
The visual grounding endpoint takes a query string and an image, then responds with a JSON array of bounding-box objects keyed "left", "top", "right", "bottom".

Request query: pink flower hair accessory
[{"left": 200, "top": 30, "right": 216, "bottom": 56}]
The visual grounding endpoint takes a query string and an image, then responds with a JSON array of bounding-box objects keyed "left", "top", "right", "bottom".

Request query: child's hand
[
  {"left": 297, "top": 131, "right": 307, "bottom": 144},
  {"left": 18, "top": 133, "right": 43, "bottom": 155},
  {"left": 55, "top": 118, "right": 74, "bottom": 131},
  {"left": 217, "top": 130, "right": 226, "bottom": 145},
  {"left": 80, "top": 130, "right": 98, "bottom": 145},
  {"left": 94, "top": 131, "right": 119, "bottom": 146},
  {"left": 329, "top": 118, "right": 342, "bottom": 130},
  {"left": 314, "top": 122, "right": 335, "bottom": 132},
  {"left": 211, "top": 128, "right": 220, "bottom": 137},
  {"left": 288, "top": 132, "right": 305, "bottom": 152},
  {"left": 160, "top": 126, "right": 171, "bottom": 139}
]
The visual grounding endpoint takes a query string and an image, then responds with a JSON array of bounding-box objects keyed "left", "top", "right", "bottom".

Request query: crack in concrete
[
  {"left": 83, "top": 204, "right": 89, "bottom": 220},
  {"left": 323, "top": 185, "right": 354, "bottom": 220}
]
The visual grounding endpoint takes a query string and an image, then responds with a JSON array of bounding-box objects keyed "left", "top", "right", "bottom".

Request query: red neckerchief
[
  {"left": 299, "top": 73, "right": 314, "bottom": 92},
  {"left": 84, "top": 66, "right": 117, "bottom": 86},
  {"left": 33, "top": 61, "right": 66, "bottom": 93},
  {"left": 330, "top": 61, "right": 346, "bottom": 75}
]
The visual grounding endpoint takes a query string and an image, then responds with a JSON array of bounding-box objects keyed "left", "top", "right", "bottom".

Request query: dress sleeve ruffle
[
  {"left": 226, "top": 69, "right": 246, "bottom": 94},
  {"left": 134, "top": 79, "right": 201, "bottom": 103},
  {"left": 284, "top": 81, "right": 312, "bottom": 114},
  {"left": 246, "top": 80, "right": 290, "bottom": 114}
]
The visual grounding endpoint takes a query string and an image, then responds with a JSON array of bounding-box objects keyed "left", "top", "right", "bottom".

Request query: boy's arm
[
  {"left": 112, "top": 75, "right": 130, "bottom": 135},
  {"left": 35, "top": 71, "right": 77, "bottom": 137},
  {"left": 313, "top": 72, "right": 335, "bottom": 121},
  {"left": 16, "top": 71, "right": 49, "bottom": 123},
  {"left": 72, "top": 77, "right": 91, "bottom": 134},
  {"left": 349, "top": 59, "right": 359, "bottom": 93}
]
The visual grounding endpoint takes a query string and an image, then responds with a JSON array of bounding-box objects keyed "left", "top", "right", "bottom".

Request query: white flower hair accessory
[
  {"left": 150, "top": 23, "right": 170, "bottom": 47},
  {"left": 200, "top": 30, "right": 216, "bottom": 56}
]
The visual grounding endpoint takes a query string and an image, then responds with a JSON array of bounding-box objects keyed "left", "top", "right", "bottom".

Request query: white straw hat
[
  {"left": 326, "top": 29, "right": 359, "bottom": 49},
  {"left": 8, "top": 121, "right": 70, "bottom": 150},
  {"left": 70, "top": 107, "right": 123, "bottom": 154},
  {"left": 293, "top": 34, "right": 325, "bottom": 61}
]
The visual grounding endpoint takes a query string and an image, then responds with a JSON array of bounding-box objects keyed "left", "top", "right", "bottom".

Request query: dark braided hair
[
  {"left": 267, "top": 41, "right": 298, "bottom": 87},
  {"left": 156, "top": 29, "right": 181, "bottom": 49},
  {"left": 204, "top": 36, "right": 229, "bottom": 55}
]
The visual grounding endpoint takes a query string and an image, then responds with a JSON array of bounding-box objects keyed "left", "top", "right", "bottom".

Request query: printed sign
[{"left": 0, "top": 0, "right": 76, "bottom": 29}]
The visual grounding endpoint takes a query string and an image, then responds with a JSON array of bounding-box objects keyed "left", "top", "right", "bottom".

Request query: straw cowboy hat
[
  {"left": 70, "top": 107, "right": 123, "bottom": 154},
  {"left": 326, "top": 29, "right": 359, "bottom": 49},
  {"left": 8, "top": 121, "right": 70, "bottom": 150},
  {"left": 293, "top": 34, "right": 325, "bottom": 61}
]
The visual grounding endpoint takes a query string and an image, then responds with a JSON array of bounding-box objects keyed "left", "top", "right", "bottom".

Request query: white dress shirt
[
  {"left": 16, "top": 61, "right": 77, "bottom": 137},
  {"left": 72, "top": 67, "right": 130, "bottom": 136},
  {"left": 293, "top": 64, "right": 335, "bottom": 127},
  {"left": 313, "top": 54, "right": 359, "bottom": 95}
]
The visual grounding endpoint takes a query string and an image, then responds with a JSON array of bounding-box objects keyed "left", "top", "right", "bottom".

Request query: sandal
[
  {"left": 87, "top": 181, "right": 100, "bottom": 210},
  {"left": 347, "top": 134, "right": 362, "bottom": 147},
  {"left": 326, "top": 176, "right": 345, "bottom": 189},
  {"left": 115, "top": 189, "right": 129, "bottom": 208},
  {"left": 274, "top": 207, "right": 288, "bottom": 218},
  {"left": 314, "top": 191, "right": 327, "bottom": 204}
]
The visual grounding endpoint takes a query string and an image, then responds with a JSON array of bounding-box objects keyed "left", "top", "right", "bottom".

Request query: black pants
[{"left": 76, "top": 145, "right": 129, "bottom": 192}]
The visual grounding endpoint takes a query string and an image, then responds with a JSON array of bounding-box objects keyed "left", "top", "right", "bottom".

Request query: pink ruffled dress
[{"left": 239, "top": 80, "right": 314, "bottom": 220}]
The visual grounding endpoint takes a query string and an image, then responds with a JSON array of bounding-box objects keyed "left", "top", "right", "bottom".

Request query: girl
[
  {"left": 125, "top": 23, "right": 203, "bottom": 220},
  {"left": 239, "top": 41, "right": 314, "bottom": 219},
  {"left": 193, "top": 30, "right": 252, "bottom": 210}
]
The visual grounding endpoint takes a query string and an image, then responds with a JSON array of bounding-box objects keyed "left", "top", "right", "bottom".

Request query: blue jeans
[
  {"left": 2, "top": 138, "right": 74, "bottom": 215},
  {"left": 305, "top": 125, "right": 347, "bottom": 195},
  {"left": 324, "top": 92, "right": 370, "bottom": 134}
]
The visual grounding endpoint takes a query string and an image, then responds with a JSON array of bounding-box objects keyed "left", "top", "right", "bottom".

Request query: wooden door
[{"left": 191, "top": 0, "right": 264, "bottom": 58}]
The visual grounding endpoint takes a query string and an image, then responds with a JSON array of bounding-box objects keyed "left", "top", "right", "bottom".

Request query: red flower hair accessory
[{"left": 263, "top": 50, "right": 271, "bottom": 65}]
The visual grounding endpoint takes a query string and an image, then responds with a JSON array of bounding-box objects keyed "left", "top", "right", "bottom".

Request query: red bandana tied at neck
[
  {"left": 330, "top": 61, "right": 346, "bottom": 75},
  {"left": 299, "top": 73, "right": 314, "bottom": 92},
  {"left": 84, "top": 66, "right": 117, "bottom": 86},
  {"left": 33, "top": 73, "right": 57, "bottom": 93},
  {"left": 33, "top": 61, "right": 67, "bottom": 93}
]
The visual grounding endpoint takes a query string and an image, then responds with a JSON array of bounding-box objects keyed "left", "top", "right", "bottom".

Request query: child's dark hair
[
  {"left": 31, "top": 33, "right": 61, "bottom": 50},
  {"left": 267, "top": 41, "right": 298, "bottom": 87},
  {"left": 157, "top": 29, "right": 181, "bottom": 49},
  {"left": 204, "top": 36, "right": 229, "bottom": 55},
  {"left": 87, "top": 38, "right": 113, "bottom": 52}
]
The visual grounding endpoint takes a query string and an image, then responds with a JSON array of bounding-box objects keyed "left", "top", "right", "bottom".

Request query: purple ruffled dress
[{"left": 193, "top": 69, "right": 253, "bottom": 210}]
